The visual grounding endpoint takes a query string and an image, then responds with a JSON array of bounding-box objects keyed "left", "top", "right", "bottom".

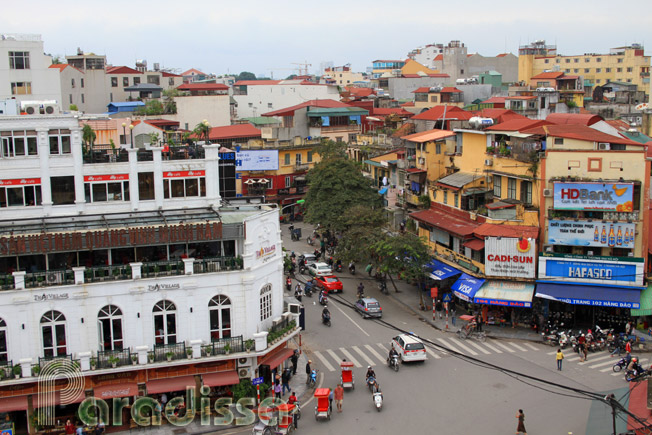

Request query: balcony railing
[
  {"left": 321, "top": 125, "right": 362, "bottom": 133},
  {"left": 193, "top": 257, "right": 243, "bottom": 273},
  {"left": 97, "top": 349, "right": 132, "bottom": 369},
  {"left": 141, "top": 260, "right": 184, "bottom": 278},
  {"left": 25, "top": 270, "right": 74, "bottom": 288},
  {"left": 433, "top": 244, "right": 485, "bottom": 275},
  {"left": 152, "top": 343, "right": 187, "bottom": 362},
  {"left": 83, "top": 148, "right": 129, "bottom": 164},
  {"left": 0, "top": 275, "right": 14, "bottom": 290},
  {"left": 202, "top": 335, "right": 244, "bottom": 356},
  {"left": 38, "top": 354, "right": 75, "bottom": 370}
]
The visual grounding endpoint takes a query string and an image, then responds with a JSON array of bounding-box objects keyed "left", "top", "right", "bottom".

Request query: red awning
[
  {"left": 33, "top": 390, "right": 85, "bottom": 408},
  {"left": 202, "top": 371, "right": 240, "bottom": 388},
  {"left": 146, "top": 376, "right": 196, "bottom": 395},
  {"left": 410, "top": 207, "right": 479, "bottom": 237},
  {"left": 463, "top": 239, "right": 485, "bottom": 251},
  {"left": 0, "top": 396, "right": 28, "bottom": 413},
  {"left": 94, "top": 382, "right": 139, "bottom": 400},
  {"left": 259, "top": 348, "right": 294, "bottom": 370}
]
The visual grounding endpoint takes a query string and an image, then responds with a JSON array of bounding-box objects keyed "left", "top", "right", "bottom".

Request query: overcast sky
[{"left": 2, "top": 0, "right": 651, "bottom": 77}]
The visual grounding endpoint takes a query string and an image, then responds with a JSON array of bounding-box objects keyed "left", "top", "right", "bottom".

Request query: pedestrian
[
  {"left": 511, "top": 309, "right": 517, "bottom": 328},
  {"left": 582, "top": 341, "right": 588, "bottom": 362},
  {"left": 626, "top": 339, "right": 632, "bottom": 354},
  {"left": 64, "top": 419, "right": 75, "bottom": 435},
  {"left": 334, "top": 383, "right": 344, "bottom": 412},
  {"left": 290, "top": 350, "right": 299, "bottom": 375},
  {"left": 366, "top": 263, "right": 373, "bottom": 276},
  {"left": 625, "top": 320, "right": 632, "bottom": 337},
  {"left": 274, "top": 382, "right": 282, "bottom": 399},
  {"left": 305, "top": 359, "right": 312, "bottom": 385},
  {"left": 556, "top": 348, "right": 564, "bottom": 371},
  {"left": 435, "top": 299, "right": 443, "bottom": 319},
  {"left": 450, "top": 299, "right": 457, "bottom": 326},
  {"left": 281, "top": 368, "right": 291, "bottom": 395},
  {"left": 476, "top": 313, "right": 483, "bottom": 332},
  {"left": 328, "top": 389, "right": 334, "bottom": 412},
  {"left": 516, "top": 409, "right": 527, "bottom": 435}
]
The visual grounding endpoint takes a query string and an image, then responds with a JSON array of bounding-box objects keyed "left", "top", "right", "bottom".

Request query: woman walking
[
  {"left": 556, "top": 348, "right": 564, "bottom": 371},
  {"left": 516, "top": 409, "right": 527, "bottom": 435}
]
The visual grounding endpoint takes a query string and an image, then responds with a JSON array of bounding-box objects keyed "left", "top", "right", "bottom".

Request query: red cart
[
  {"left": 340, "top": 361, "right": 354, "bottom": 390},
  {"left": 314, "top": 388, "right": 331, "bottom": 421}
]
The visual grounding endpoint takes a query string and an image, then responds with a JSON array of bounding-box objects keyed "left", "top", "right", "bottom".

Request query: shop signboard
[
  {"left": 484, "top": 237, "right": 536, "bottom": 278},
  {"left": 236, "top": 150, "right": 279, "bottom": 171},
  {"left": 553, "top": 182, "right": 634, "bottom": 211},
  {"left": 548, "top": 220, "right": 636, "bottom": 249},
  {"left": 538, "top": 252, "right": 644, "bottom": 287}
]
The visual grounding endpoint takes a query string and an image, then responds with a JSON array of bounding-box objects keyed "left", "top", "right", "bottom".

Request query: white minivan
[{"left": 391, "top": 334, "right": 427, "bottom": 362}]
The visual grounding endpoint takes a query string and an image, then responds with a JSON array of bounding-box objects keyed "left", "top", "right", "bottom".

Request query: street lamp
[
  {"left": 129, "top": 124, "right": 135, "bottom": 149},
  {"left": 121, "top": 122, "right": 126, "bottom": 147}
]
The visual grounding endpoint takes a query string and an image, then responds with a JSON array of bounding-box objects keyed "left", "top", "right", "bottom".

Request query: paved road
[{"left": 214, "top": 222, "right": 632, "bottom": 434}]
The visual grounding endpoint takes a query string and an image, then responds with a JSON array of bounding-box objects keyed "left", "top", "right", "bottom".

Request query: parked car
[
  {"left": 307, "top": 262, "right": 332, "bottom": 277},
  {"left": 391, "top": 333, "right": 427, "bottom": 362},
  {"left": 298, "top": 253, "right": 317, "bottom": 267},
  {"left": 314, "top": 275, "right": 343, "bottom": 293},
  {"left": 355, "top": 297, "right": 382, "bottom": 318}
]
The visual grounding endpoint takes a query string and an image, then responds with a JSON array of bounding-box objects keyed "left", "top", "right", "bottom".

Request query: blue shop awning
[
  {"left": 536, "top": 283, "right": 641, "bottom": 309},
  {"left": 428, "top": 260, "right": 462, "bottom": 281},
  {"left": 473, "top": 281, "right": 535, "bottom": 308},
  {"left": 378, "top": 187, "right": 388, "bottom": 195},
  {"left": 451, "top": 273, "right": 485, "bottom": 302}
]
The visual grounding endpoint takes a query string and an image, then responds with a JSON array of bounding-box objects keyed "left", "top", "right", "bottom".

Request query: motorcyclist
[
  {"left": 388, "top": 348, "right": 399, "bottom": 366},
  {"left": 290, "top": 251, "right": 296, "bottom": 260},
  {"left": 335, "top": 259, "right": 342, "bottom": 271},
  {"left": 286, "top": 276, "right": 292, "bottom": 291},
  {"left": 294, "top": 284, "right": 303, "bottom": 302},
  {"left": 349, "top": 261, "right": 355, "bottom": 273},
  {"left": 628, "top": 357, "right": 641, "bottom": 374},
  {"left": 366, "top": 366, "right": 376, "bottom": 381},
  {"left": 319, "top": 289, "right": 328, "bottom": 305},
  {"left": 322, "top": 306, "right": 330, "bottom": 323},
  {"left": 357, "top": 283, "right": 365, "bottom": 299}
]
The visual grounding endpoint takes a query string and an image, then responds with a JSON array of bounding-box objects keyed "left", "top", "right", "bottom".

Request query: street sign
[
  {"left": 443, "top": 293, "right": 452, "bottom": 303},
  {"left": 252, "top": 377, "right": 264, "bottom": 385}
]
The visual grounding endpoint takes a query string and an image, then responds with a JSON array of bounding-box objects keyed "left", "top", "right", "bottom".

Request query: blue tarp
[
  {"left": 349, "top": 115, "right": 361, "bottom": 124},
  {"left": 428, "top": 260, "right": 462, "bottom": 281},
  {"left": 321, "top": 116, "right": 330, "bottom": 126},
  {"left": 410, "top": 181, "right": 420, "bottom": 193},
  {"left": 536, "top": 283, "right": 641, "bottom": 309},
  {"left": 378, "top": 187, "right": 388, "bottom": 195},
  {"left": 451, "top": 273, "right": 485, "bottom": 302}
]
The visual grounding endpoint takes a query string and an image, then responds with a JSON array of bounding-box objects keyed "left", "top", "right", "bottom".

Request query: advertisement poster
[
  {"left": 484, "top": 237, "right": 536, "bottom": 278},
  {"left": 235, "top": 150, "right": 279, "bottom": 171},
  {"left": 553, "top": 182, "right": 634, "bottom": 211},
  {"left": 538, "top": 253, "right": 644, "bottom": 287},
  {"left": 548, "top": 220, "right": 635, "bottom": 249}
]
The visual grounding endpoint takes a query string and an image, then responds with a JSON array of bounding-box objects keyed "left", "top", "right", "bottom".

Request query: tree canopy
[
  {"left": 236, "top": 72, "right": 257, "bottom": 81},
  {"left": 335, "top": 205, "right": 386, "bottom": 263}
]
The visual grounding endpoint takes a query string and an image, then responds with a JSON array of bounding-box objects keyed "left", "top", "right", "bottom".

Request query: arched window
[
  {"left": 41, "top": 311, "right": 66, "bottom": 357},
  {"left": 209, "top": 295, "right": 231, "bottom": 341},
  {"left": 153, "top": 300, "right": 177, "bottom": 345},
  {"left": 0, "top": 318, "right": 7, "bottom": 363},
  {"left": 260, "top": 284, "right": 272, "bottom": 322},
  {"left": 98, "top": 305, "right": 123, "bottom": 351}
]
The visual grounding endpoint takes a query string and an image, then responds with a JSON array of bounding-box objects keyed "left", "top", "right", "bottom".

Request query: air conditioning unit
[
  {"left": 22, "top": 104, "right": 40, "bottom": 115},
  {"left": 598, "top": 143, "right": 610, "bottom": 150},
  {"left": 484, "top": 159, "right": 493, "bottom": 166},
  {"left": 238, "top": 367, "right": 253, "bottom": 378},
  {"left": 46, "top": 271, "right": 62, "bottom": 284},
  {"left": 43, "top": 104, "right": 59, "bottom": 115},
  {"left": 287, "top": 303, "right": 301, "bottom": 315},
  {"left": 543, "top": 188, "right": 553, "bottom": 197},
  {"left": 238, "top": 357, "right": 252, "bottom": 368}
]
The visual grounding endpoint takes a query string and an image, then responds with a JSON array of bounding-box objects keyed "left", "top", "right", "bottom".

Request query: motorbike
[
  {"left": 319, "top": 293, "right": 328, "bottom": 306},
  {"left": 335, "top": 262, "right": 343, "bottom": 272},
  {"left": 308, "top": 369, "right": 319, "bottom": 388},
  {"left": 304, "top": 281, "right": 314, "bottom": 297},
  {"left": 541, "top": 328, "right": 558, "bottom": 346},
  {"left": 612, "top": 357, "right": 630, "bottom": 373},
  {"left": 366, "top": 376, "right": 376, "bottom": 393},
  {"left": 322, "top": 312, "right": 331, "bottom": 327},
  {"left": 349, "top": 263, "right": 356, "bottom": 275},
  {"left": 387, "top": 355, "right": 400, "bottom": 372},
  {"left": 307, "top": 236, "right": 315, "bottom": 246},
  {"left": 379, "top": 281, "right": 388, "bottom": 295},
  {"left": 625, "top": 364, "right": 650, "bottom": 382},
  {"left": 285, "top": 278, "right": 292, "bottom": 292},
  {"left": 373, "top": 391, "right": 383, "bottom": 412}
]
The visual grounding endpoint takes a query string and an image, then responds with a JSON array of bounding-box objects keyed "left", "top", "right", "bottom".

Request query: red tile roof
[
  {"left": 234, "top": 80, "right": 281, "bottom": 86},
  {"left": 347, "top": 87, "right": 375, "bottom": 97},
  {"left": 401, "top": 129, "right": 455, "bottom": 142},
  {"left": 106, "top": 66, "right": 142, "bottom": 75},
  {"left": 411, "top": 106, "right": 473, "bottom": 121},
  {"left": 496, "top": 53, "right": 509, "bottom": 58},
  {"left": 473, "top": 223, "right": 539, "bottom": 240},
  {"left": 410, "top": 207, "right": 479, "bottom": 237},
  {"left": 412, "top": 87, "right": 431, "bottom": 93},
  {"left": 428, "top": 73, "right": 450, "bottom": 78},
  {"left": 605, "top": 119, "right": 632, "bottom": 131},
  {"left": 486, "top": 119, "right": 553, "bottom": 132},
  {"left": 440, "top": 87, "right": 462, "bottom": 93},
  {"left": 472, "top": 108, "right": 527, "bottom": 123},
  {"left": 373, "top": 107, "right": 412, "bottom": 116},
  {"left": 203, "top": 124, "right": 261, "bottom": 140},
  {"left": 434, "top": 54, "right": 443, "bottom": 61},
  {"left": 401, "top": 101, "right": 415, "bottom": 107},
  {"left": 161, "top": 71, "right": 181, "bottom": 77},
  {"left": 49, "top": 64, "right": 84, "bottom": 74},
  {"left": 546, "top": 113, "right": 603, "bottom": 126},
  {"left": 543, "top": 124, "right": 643, "bottom": 146},
  {"left": 263, "top": 99, "right": 348, "bottom": 117},
  {"left": 177, "top": 83, "right": 229, "bottom": 91},
  {"left": 181, "top": 68, "right": 206, "bottom": 76},
  {"left": 481, "top": 96, "right": 507, "bottom": 104},
  {"left": 531, "top": 71, "right": 564, "bottom": 79},
  {"left": 505, "top": 95, "right": 536, "bottom": 100}
]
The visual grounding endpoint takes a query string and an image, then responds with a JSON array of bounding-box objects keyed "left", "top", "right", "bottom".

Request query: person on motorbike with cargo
[
  {"left": 388, "top": 348, "right": 399, "bottom": 367},
  {"left": 319, "top": 289, "right": 328, "bottom": 305},
  {"left": 322, "top": 306, "right": 330, "bottom": 323}
]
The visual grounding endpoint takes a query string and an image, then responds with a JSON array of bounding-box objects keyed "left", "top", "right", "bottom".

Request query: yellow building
[
  {"left": 401, "top": 59, "right": 440, "bottom": 76},
  {"left": 323, "top": 65, "right": 365, "bottom": 86},
  {"left": 519, "top": 41, "right": 650, "bottom": 97},
  {"left": 413, "top": 87, "right": 465, "bottom": 110}
]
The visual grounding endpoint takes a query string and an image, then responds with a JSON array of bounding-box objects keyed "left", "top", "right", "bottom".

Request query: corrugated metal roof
[
  {"left": 437, "top": 172, "right": 479, "bottom": 188},
  {"left": 401, "top": 129, "right": 455, "bottom": 143},
  {"left": 307, "top": 107, "right": 368, "bottom": 117}
]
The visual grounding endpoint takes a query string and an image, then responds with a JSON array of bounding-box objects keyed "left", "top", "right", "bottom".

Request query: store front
[{"left": 257, "top": 347, "right": 294, "bottom": 387}]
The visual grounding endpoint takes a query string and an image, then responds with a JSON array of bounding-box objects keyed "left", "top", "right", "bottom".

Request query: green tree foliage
[
  {"left": 193, "top": 121, "right": 211, "bottom": 143},
  {"left": 370, "top": 231, "right": 431, "bottom": 294},
  {"left": 336, "top": 205, "right": 386, "bottom": 263},
  {"left": 236, "top": 72, "right": 257, "bottom": 81},
  {"left": 315, "top": 139, "right": 347, "bottom": 161},
  {"left": 82, "top": 124, "right": 96, "bottom": 148},
  {"left": 304, "top": 158, "right": 380, "bottom": 230},
  {"left": 133, "top": 100, "right": 165, "bottom": 116}
]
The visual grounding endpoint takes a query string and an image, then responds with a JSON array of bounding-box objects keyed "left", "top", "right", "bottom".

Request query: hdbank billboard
[{"left": 553, "top": 182, "right": 634, "bottom": 211}]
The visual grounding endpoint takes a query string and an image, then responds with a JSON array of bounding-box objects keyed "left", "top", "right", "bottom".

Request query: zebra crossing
[
  {"left": 545, "top": 349, "right": 650, "bottom": 376},
  {"left": 309, "top": 337, "right": 540, "bottom": 372}
]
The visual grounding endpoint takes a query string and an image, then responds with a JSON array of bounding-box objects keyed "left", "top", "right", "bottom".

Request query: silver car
[{"left": 355, "top": 297, "right": 382, "bottom": 318}]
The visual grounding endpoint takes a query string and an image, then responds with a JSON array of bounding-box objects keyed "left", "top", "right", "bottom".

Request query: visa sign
[{"left": 553, "top": 182, "right": 633, "bottom": 211}]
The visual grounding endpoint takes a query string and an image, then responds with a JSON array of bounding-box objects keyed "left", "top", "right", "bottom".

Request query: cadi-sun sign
[{"left": 484, "top": 237, "right": 536, "bottom": 278}]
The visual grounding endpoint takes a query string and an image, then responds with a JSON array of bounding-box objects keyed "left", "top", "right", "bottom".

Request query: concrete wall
[
  {"left": 169, "top": 94, "right": 231, "bottom": 129},
  {"left": 233, "top": 84, "right": 340, "bottom": 119}
]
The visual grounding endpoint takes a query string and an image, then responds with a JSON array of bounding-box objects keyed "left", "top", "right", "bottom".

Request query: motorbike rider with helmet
[
  {"left": 366, "top": 366, "right": 376, "bottom": 381},
  {"left": 388, "top": 348, "right": 399, "bottom": 367},
  {"left": 322, "top": 306, "right": 331, "bottom": 324}
]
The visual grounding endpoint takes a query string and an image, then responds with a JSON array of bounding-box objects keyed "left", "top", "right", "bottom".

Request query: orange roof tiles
[
  {"left": 177, "top": 83, "right": 229, "bottom": 91},
  {"left": 546, "top": 113, "right": 603, "bottom": 126},
  {"left": 106, "top": 66, "right": 142, "bottom": 75},
  {"left": 531, "top": 71, "right": 564, "bottom": 79},
  {"left": 181, "top": 68, "right": 206, "bottom": 76},
  {"left": 401, "top": 129, "right": 455, "bottom": 142},
  {"left": 440, "top": 87, "right": 462, "bottom": 93},
  {"left": 486, "top": 119, "right": 553, "bottom": 132},
  {"left": 197, "top": 124, "right": 261, "bottom": 141},
  {"left": 410, "top": 208, "right": 479, "bottom": 237},
  {"left": 412, "top": 87, "right": 431, "bottom": 93},
  {"left": 543, "top": 124, "right": 643, "bottom": 146},
  {"left": 263, "top": 99, "right": 349, "bottom": 117},
  {"left": 373, "top": 108, "right": 412, "bottom": 116},
  {"left": 474, "top": 223, "right": 539, "bottom": 240},
  {"left": 473, "top": 109, "right": 527, "bottom": 123},
  {"left": 481, "top": 96, "right": 507, "bottom": 104},
  {"left": 411, "top": 106, "right": 473, "bottom": 121},
  {"left": 434, "top": 54, "right": 443, "bottom": 61}
]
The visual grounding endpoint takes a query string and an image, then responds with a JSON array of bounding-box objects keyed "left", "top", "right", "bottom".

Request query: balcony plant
[
  {"left": 31, "top": 365, "right": 40, "bottom": 376},
  {"left": 186, "top": 348, "right": 193, "bottom": 359},
  {"left": 148, "top": 354, "right": 154, "bottom": 363},
  {"left": 165, "top": 351, "right": 174, "bottom": 362},
  {"left": 108, "top": 356, "right": 120, "bottom": 368},
  {"left": 245, "top": 339, "right": 254, "bottom": 352},
  {"left": 131, "top": 354, "right": 138, "bottom": 365},
  {"left": 90, "top": 357, "right": 97, "bottom": 370},
  {"left": 12, "top": 364, "right": 21, "bottom": 379},
  {"left": 223, "top": 343, "right": 231, "bottom": 355}
]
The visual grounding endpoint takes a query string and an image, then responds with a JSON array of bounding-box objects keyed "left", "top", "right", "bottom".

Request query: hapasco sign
[
  {"left": 484, "top": 237, "right": 536, "bottom": 278},
  {"left": 548, "top": 219, "right": 635, "bottom": 249},
  {"left": 538, "top": 252, "right": 644, "bottom": 287},
  {"left": 0, "top": 222, "right": 222, "bottom": 255},
  {"left": 553, "top": 182, "right": 634, "bottom": 211}
]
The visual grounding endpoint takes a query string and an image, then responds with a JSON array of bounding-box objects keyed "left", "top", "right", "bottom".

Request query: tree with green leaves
[
  {"left": 304, "top": 158, "right": 380, "bottom": 231},
  {"left": 315, "top": 139, "right": 347, "bottom": 161},
  {"left": 236, "top": 72, "right": 257, "bottom": 81},
  {"left": 336, "top": 205, "right": 386, "bottom": 263},
  {"left": 193, "top": 121, "right": 211, "bottom": 143},
  {"left": 81, "top": 124, "right": 96, "bottom": 155}
]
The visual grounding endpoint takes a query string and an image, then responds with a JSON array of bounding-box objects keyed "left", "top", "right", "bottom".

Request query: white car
[
  {"left": 391, "top": 333, "right": 427, "bottom": 362},
  {"left": 307, "top": 262, "right": 332, "bottom": 277}
]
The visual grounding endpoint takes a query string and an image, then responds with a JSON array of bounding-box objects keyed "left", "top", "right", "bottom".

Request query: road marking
[
  {"left": 506, "top": 342, "right": 528, "bottom": 352},
  {"left": 611, "top": 372, "right": 622, "bottom": 377},
  {"left": 600, "top": 366, "right": 617, "bottom": 373},
  {"left": 352, "top": 346, "right": 376, "bottom": 366},
  {"left": 589, "top": 359, "right": 619, "bottom": 369},
  {"left": 481, "top": 341, "right": 502, "bottom": 354},
  {"left": 450, "top": 338, "right": 479, "bottom": 356},
  {"left": 377, "top": 343, "right": 389, "bottom": 353},
  {"left": 494, "top": 342, "right": 516, "bottom": 353},
  {"left": 466, "top": 340, "right": 491, "bottom": 355},
  {"left": 437, "top": 338, "right": 463, "bottom": 355},
  {"left": 546, "top": 350, "right": 557, "bottom": 355},
  {"left": 332, "top": 302, "right": 369, "bottom": 337},
  {"left": 312, "top": 351, "right": 336, "bottom": 372},
  {"left": 339, "top": 347, "right": 362, "bottom": 367},
  {"left": 524, "top": 343, "right": 539, "bottom": 351},
  {"left": 426, "top": 347, "right": 442, "bottom": 359},
  {"left": 326, "top": 349, "right": 345, "bottom": 367},
  {"left": 365, "top": 344, "right": 387, "bottom": 363}
]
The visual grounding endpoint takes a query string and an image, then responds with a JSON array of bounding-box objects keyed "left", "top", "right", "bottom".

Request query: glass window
[
  {"left": 443, "top": 190, "right": 448, "bottom": 205},
  {"left": 284, "top": 154, "right": 290, "bottom": 165},
  {"left": 133, "top": 77, "right": 140, "bottom": 85},
  {"left": 493, "top": 175, "right": 501, "bottom": 197},
  {"left": 209, "top": 295, "right": 232, "bottom": 341},
  {"left": 48, "top": 129, "right": 72, "bottom": 155},
  {"left": 11, "top": 82, "right": 31, "bottom": 95},
  {"left": 138, "top": 172, "right": 155, "bottom": 200},
  {"left": 454, "top": 193, "right": 459, "bottom": 208},
  {"left": 9, "top": 51, "right": 30, "bottom": 69},
  {"left": 0, "top": 185, "right": 41, "bottom": 207},
  {"left": 260, "top": 284, "right": 272, "bottom": 321},
  {"left": 606, "top": 68, "right": 611, "bottom": 73},
  {"left": 436, "top": 143, "right": 441, "bottom": 154},
  {"left": 71, "top": 79, "right": 75, "bottom": 88},
  {"left": 163, "top": 177, "right": 204, "bottom": 199},
  {"left": 617, "top": 68, "right": 623, "bottom": 73},
  {"left": 51, "top": 176, "right": 75, "bottom": 205},
  {"left": 123, "top": 77, "right": 129, "bottom": 87},
  {"left": 285, "top": 176, "right": 291, "bottom": 188},
  {"left": 521, "top": 180, "right": 532, "bottom": 205},
  {"left": 41, "top": 310, "right": 66, "bottom": 357},
  {"left": 111, "top": 77, "right": 118, "bottom": 87},
  {"left": 507, "top": 178, "right": 517, "bottom": 200},
  {"left": 0, "top": 319, "right": 7, "bottom": 363},
  {"left": 307, "top": 151, "right": 313, "bottom": 162},
  {"left": 153, "top": 300, "right": 177, "bottom": 345},
  {"left": 81, "top": 78, "right": 84, "bottom": 88},
  {"left": 295, "top": 154, "right": 302, "bottom": 165},
  {"left": 98, "top": 305, "right": 123, "bottom": 351}
]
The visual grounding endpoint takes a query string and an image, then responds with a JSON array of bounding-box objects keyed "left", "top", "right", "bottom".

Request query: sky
[{"left": 2, "top": 0, "right": 652, "bottom": 78}]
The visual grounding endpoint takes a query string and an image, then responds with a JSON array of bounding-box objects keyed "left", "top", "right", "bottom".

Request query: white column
[
  {"left": 36, "top": 128, "right": 52, "bottom": 213},
  {"left": 78, "top": 351, "right": 91, "bottom": 371},
  {"left": 135, "top": 345, "right": 149, "bottom": 365},
  {"left": 127, "top": 149, "right": 139, "bottom": 210},
  {"left": 190, "top": 339, "right": 202, "bottom": 359},
  {"left": 130, "top": 262, "right": 142, "bottom": 279},
  {"left": 72, "top": 267, "right": 85, "bottom": 285},
  {"left": 71, "top": 127, "right": 85, "bottom": 213},
  {"left": 203, "top": 144, "right": 222, "bottom": 206},
  {"left": 182, "top": 258, "right": 194, "bottom": 275},
  {"left": 253, "top": 332, "right": 268, "bottom": 352},
  {"left": 152, "top": 147, "right": 164, "bottom": 209},
  {"left": 19, "top": 358, "right": 32, "bottom": 378},
  {"left": 12, "top": 271, "right": 25, "bottom": 290}
]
